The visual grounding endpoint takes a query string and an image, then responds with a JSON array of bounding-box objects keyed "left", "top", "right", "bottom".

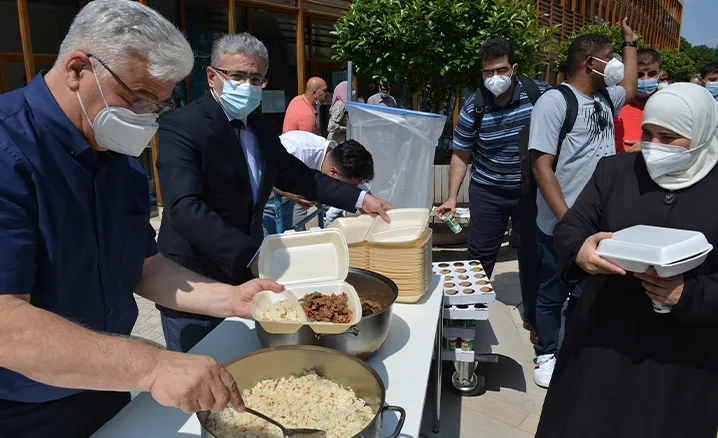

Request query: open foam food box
[
  {"left": 596, "top": 225, "right": 713, "bottom": 278},
  {"left": 250, "top": 228, "right": 362, "bottom": 335},
  {"left": 328, "top": 208, "right": 430, "bottom": 245}
]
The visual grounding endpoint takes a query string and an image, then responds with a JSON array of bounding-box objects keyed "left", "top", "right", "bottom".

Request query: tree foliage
[
  {"left": 679, "top": 37, "right": 718, "bottom": 74},
  {"left": 333, "top": 0, "right": 557, "bottom": 112},
  {"left": 658, "top": 49, "right": 696, "bottom": 82},
  {"left": 556, "top": 23, "right": 644, "bottom": 74}
]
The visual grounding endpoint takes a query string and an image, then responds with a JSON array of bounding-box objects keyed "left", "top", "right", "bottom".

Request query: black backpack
[{"left": 516, "top": 84, "right": 616, "bottom": 198}]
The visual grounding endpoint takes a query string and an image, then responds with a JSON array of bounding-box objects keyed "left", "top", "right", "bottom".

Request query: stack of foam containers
[
  {"left": 434, "top": 260, "right": 496, "bottom": 362},
  {"left": 328, "top": 209, "right": 433, "bottom": 303}
]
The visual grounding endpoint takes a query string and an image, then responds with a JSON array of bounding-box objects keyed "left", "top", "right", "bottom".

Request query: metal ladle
[{"left": 244, "top": 407, "right": 327, "bottom": 438}]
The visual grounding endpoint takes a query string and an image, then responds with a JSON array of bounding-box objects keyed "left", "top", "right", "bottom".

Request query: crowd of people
[
  {"left": 1, "top": 0, "right": 717, "bottom": 436},
  {"left": 0, "top": 1, "right": 395, "bottom": 436},
  {"left": 437, "top": 16, "right": 718, "bottom": 438}
]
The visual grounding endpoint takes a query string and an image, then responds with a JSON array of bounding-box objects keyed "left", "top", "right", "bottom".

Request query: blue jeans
[
  {"left": 262, "top": 199, "right": 294, "bottom": 237},
  {"left": 468, "top": 183, "right": 541, "bottom": 327},
  {"left": 160, "top": 311, "right": 222, "bottom": 353},
  {"left": 534, "top": 227, "right": 583, "bottom": 356}
]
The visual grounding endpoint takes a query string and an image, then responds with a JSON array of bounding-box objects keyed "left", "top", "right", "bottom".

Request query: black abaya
[{"left": 536, "top": 152, "right": 718, "bottom": 438}]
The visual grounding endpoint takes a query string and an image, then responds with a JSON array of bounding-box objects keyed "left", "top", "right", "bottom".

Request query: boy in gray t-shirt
[
  {"left": 527, "top": 24, "right": 638, "bottom": 389},
  {"left": 531, "top": 84, "right": 626, "bottom": 236}
]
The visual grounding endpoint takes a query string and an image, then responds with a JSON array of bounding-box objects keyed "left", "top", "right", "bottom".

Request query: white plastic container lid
[
  {"left": 596, "top": 225, "right": 713, "bottom": 266},
  {"left": 258, "top": 228, "right": 350, "bottom": 286},
  {"left": 328, "top": 208, "right": 430, "bottom": 244},
  {"left": 327, "top": 215, "right": 374, "bottom": 244}
]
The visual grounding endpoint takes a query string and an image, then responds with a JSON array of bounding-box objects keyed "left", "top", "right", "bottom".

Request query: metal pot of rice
[
  {"left": 197, "top": 345, "right": 406, "bottom": 438},
  {"left": 255, "top": 268, "right": 397, "bottom": 359}
]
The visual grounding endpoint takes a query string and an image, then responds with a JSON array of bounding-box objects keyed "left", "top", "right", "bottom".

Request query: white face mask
[
  {"left": 658, "top": 81, "right": 670, "bottom": 90},
  {"left": 76, "top": 64, "right": 159, "bottom": 157},
  {"left": 591, "top": 57, "right": 625, "bottom": 88},
  {"left": 484, "top": 68, "right": 514, "bottom": 97},
  {"left": 641, "top": 141, "right": 702, "bottom": 180}
]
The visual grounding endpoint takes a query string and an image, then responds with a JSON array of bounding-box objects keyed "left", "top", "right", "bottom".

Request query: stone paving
[{"left": 131, "top": 214, "right": 546, "bottom": 437}]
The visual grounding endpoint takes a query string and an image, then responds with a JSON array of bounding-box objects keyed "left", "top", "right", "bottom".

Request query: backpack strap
[
  {"left": 551, "top": 84, "right": 579, "bottom": 171},
  {"left": 517, "top": 76, "right": 542, "bottom": 106},
  {"left": 472, "top": 89, "right": 486, "bottom": 135},
  {"left": 595, "top": 88, "right": 616, "bottom": 116}
]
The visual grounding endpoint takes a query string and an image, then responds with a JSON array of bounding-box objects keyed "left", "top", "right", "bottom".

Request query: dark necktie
[{"left": 229, "top": 118, "right": 260, "bottom": 203}]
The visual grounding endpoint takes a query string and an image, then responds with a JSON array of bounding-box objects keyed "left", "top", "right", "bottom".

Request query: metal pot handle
[
  {"left": 381, "top": 405, "right": 406, "bottom": 438},
  {"left": 314, "top": 326, "right": 360, "bottom": 339}
]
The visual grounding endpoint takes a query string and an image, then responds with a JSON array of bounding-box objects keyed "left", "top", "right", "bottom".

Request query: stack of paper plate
[
  {"left": 347, "top": 242, "right": 371, "bottom": 270},
  {"left": 370, "top": 229, "right": 433, "bottom": 303},
  {"left": 329, "top": 209, "right": 432, "bottom": 303}
]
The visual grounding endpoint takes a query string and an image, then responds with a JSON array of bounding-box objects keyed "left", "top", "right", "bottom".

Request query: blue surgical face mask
[
  {"left": 706, "top": 81, "right": 718, "bottom": 97},
  {"left": 636, "top": 79, "right": 658, "bottom": 98},
  {"left": 380, "top": 92, "right": 389, "bottom": 98},
  {"left": 351, "top": 89, "right": 357, "bottom": 98},
  {"left": 218, "top": 78, "right": 262, "bottom": 119}
]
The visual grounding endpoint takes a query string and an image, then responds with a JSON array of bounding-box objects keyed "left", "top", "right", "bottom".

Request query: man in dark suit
[{"left": 156, "top": 33, "right": 394, "bottom": 352}]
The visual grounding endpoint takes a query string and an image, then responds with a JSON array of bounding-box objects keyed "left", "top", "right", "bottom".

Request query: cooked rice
[
  {"left": 206, "top": 371, "right": 375, "bottom": 438},
  {"left": 258, "top": 299, "right": 302, "bottom": 322}
]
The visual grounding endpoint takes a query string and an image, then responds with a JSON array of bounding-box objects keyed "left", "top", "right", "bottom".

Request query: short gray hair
[
  {"left": 211, "top": 33, "right": 269, "bottom": 71},
  {"left": 56, "top": 0, "right": 193, "bottom": 82}
]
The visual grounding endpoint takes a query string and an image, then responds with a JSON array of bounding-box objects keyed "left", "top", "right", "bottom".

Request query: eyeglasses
[
  {"left": 212, "top": 67, "right": 268, "bottom": 88},
  {"left": 482, "top": 67, "right": 512, "bottom": 79},
  {"left": 87, "top": 53, "right": 175, "bottom": 115}
]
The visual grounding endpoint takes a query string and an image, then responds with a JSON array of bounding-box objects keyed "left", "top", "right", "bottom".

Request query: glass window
[
  {"left": 251, "top": 9, "right": 298, "bottom": 107},
  {"left": 235, "top": 4, "right": 248, "bottom": 33},
  {"left": 184, "top": 0, "right": 228, "bottom": 102},
  {"left": 27, "top": 0, "right": 78, "bottom": 55},
  {"left": 311, "top": 18, "right": 337, "bottom": 60},
  {"left": 149, "top": 0, "right": 181, "bottom": 26},
  {"left": 0, "top": 0, "right": 22, "bottom": 53}
]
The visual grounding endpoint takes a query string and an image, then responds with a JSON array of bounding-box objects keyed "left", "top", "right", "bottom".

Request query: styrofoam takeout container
[
  {"left": 366, "top": 208, "right": 430, "bottom": 243},
  {"left": 252, "top": 228, "right": 362, "bottom": 334},
  {"left": 329, "top": 208, "right": 430, "bottom": 244},
  {"left": 596, "top": 225, "right": 713, "bottom": 277},
  {"left": 251, "top": 290, "right": 307, "bottom": 334}
]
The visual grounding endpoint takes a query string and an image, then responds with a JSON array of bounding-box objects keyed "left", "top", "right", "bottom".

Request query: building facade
[
  {"left": 536, "top": 0, "right": 684, "bottom": 80},
  {"left": 0, "top": 0, "right": 350, "bottom": 203},
  {"left": 0, "top": 0, "right": 684, "bottom": 202}
]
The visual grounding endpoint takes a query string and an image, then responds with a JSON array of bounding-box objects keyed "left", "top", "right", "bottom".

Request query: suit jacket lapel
[{"left": 201, "top": 93, "right": 250, "bottom": 185}]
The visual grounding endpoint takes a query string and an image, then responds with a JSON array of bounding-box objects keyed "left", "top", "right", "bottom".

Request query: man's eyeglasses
[
  {"left": 212, "top": 67, "right": 269, "bottom": 88},
  {"left": 87, "top": 53, "right": 175, "bottom": 115},
  {"left": 482, "top": 67, "right": 512, "bottom": 79}
]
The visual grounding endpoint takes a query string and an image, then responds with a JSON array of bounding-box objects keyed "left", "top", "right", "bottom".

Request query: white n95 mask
[
  {"left": 641, "top": 141, "right": 703, "bottom": 179},
  {"left": 592, "top": 57, "right": 625, "bottom": 88},
  {"left": 76, "top": 66, "right": 159, "bottom": 157},
  {"left": 485, "top": 69, "right": 514, "bottom": 97}
]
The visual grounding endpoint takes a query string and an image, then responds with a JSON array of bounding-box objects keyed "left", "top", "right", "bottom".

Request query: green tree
[
  {"left": 686, "top": 45, "right": 718, "bottom": 73},
  {"left": 333, "top": 0, "right": 557, "bottom": 112},
  {"left": 658, "top": 49, "right": 695, "bottom": 82},
  {"left": 556, "top": 23, "right": 644, "bottom": 75},
  {"left": 679, "top": 37, "right": 718, "bottom": 73}
]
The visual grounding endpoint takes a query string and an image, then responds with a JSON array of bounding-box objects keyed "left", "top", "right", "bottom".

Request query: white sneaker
[{"left": 533, "top": 354, "right": 556, "bottom": 388}]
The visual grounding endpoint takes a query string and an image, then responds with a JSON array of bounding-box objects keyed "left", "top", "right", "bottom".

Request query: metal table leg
[{"left": 432, "top": 311, "right": 442, "bottom": 433}]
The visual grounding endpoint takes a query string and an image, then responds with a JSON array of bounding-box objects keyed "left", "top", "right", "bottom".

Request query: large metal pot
[
  {"left": 255, "top": 268, "right": 397, "bottom": 359},
  {"left": 198, "top": 346, "right": 406, "bottom": 438}
]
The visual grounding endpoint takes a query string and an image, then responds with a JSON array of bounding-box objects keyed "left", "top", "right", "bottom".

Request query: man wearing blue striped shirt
[{"left": 437, "top": 39, "right": 548, "bottom": 343}]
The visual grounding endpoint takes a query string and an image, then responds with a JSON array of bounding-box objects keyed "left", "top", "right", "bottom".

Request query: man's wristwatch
[{"left": 623, "top": 41, "right": 638, "bottom": 48}]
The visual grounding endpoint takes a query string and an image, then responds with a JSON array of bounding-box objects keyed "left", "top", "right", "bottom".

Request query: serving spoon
[{"left": 244, "top": 407, "right": 327, "bottom": 438}]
